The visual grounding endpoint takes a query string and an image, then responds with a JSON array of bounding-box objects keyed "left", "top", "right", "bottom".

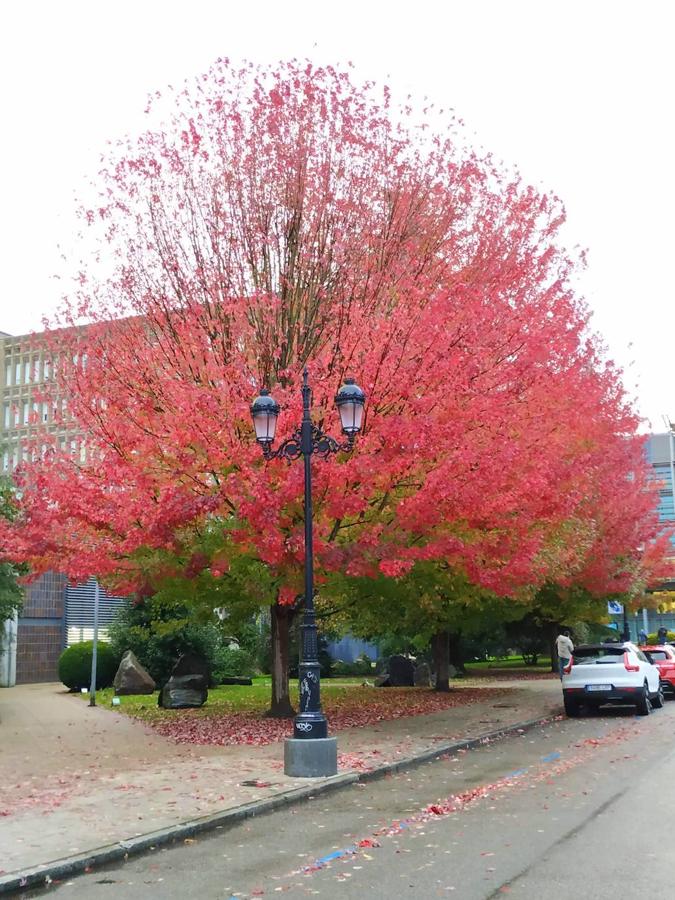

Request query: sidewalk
[{"left": 0, "top": 678, "right": 562, "bottom": 892}]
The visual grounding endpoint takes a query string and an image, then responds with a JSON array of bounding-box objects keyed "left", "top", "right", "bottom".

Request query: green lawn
[
  {"left": 466, "top": 655, "right": 552, "bottom": 671},
  {"left": 85, "top": 676, "right": 373, "bottom": 721}
]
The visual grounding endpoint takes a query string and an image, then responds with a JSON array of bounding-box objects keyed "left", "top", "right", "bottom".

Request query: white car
[{"left": 562, "top": 641, "right": 663, "bottom": 717}]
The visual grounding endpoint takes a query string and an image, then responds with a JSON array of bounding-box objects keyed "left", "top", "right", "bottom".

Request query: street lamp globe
[
  {"left": 250, "top": 388, "right": 280, "bottom": 446},
  {"left": 335, "top": 378, "right": 365, "bottom": 436}
]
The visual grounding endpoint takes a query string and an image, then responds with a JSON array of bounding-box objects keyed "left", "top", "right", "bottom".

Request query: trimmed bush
[
  {"left": 647, "top": 631, "right": 675, "bottom": 644},
  {"left": 58, "top": 640, "right": 118, "bottom": 690}
]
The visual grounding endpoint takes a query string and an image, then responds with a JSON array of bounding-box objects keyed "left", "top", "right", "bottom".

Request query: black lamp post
[{"left": 251, "top": 368, "right": 365, "bottom": 771}]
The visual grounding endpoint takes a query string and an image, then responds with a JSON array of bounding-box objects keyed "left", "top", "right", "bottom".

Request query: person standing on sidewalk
[{"left": 556, "top": 629, "right": 574, "bottom": 680}]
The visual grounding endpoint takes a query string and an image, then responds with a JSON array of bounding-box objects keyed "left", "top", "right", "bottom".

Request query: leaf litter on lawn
[{"left": 142, "top": 687, "right": 506, "bottom": 747}]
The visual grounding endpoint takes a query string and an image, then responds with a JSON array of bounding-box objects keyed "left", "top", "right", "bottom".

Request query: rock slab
[
  {"left": 158, "top": 653, "right": 209, "bottom": 708},
  {"left": 113, "top": 650, "right": 156, "bottom": 696},
  {"left": 388, "top": 654, "right": 415, "bottom": 687}
]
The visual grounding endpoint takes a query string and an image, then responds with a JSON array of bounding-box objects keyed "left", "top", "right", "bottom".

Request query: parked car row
[{"left": 561, "top": 641, "right": 675, "bottom": 717}]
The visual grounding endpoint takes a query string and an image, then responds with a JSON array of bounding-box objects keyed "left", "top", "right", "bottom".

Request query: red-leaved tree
[{"left": 2, "top": 60, "right": 668, "bottom": 713}]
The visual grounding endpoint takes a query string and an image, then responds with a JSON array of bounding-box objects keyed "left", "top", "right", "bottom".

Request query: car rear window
[
  {"left": 647, "top": 651, "right": 670, "bottom": 661},
  {"left": 573, "top": 648, "right": 625, "bottom": 664}
]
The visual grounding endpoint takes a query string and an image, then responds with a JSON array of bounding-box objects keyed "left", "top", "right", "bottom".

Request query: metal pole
[
  {"left": 622, "top": 604, "right": 630, "bottom": 642},
  {"left": 294, "top": 368, "right": 328, "bottom": 740},
  {"left": 89, "top": 580, "right": 99, "bottom": 707}
]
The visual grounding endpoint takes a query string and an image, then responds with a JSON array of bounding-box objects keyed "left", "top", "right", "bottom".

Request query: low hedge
[
  {"left": 58, "top": 640, "right": 118, "bottom": 690},
  {"left": 646, "top": 631, "right": 675, "bottom": 644},
  {"left": 331, "top": 655, "right": 375, "bottom": 677}
]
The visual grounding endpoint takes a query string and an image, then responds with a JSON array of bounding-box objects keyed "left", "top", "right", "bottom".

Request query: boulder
[
  {"left": 388, "top": 654, "right": 415, "bottom": 687},
  {"left": 374, "top": 674, "right": 391, "bottom": 687},
  {"left": 158, "top": 674, "right": 208, "bottom": 709},
  {"left": 158, "top": 653, "right": 210, "bottom": 709},
  {"left": 113, "top": 650, "right": 156, "bottom": 696},
  {"left": 413, "top": 662, "right": 432, "bottom": 687}
]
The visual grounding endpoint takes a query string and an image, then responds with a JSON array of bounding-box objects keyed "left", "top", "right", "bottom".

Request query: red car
[{"left": 640, "top": 644, "right": 675, "bottom": 696}]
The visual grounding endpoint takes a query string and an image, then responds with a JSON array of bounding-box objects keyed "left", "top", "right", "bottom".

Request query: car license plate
[{"left": 586, "top": 684, "right": 611, "bottom": 691}]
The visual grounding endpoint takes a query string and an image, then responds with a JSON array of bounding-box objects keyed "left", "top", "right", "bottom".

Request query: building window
[
  {"left": 1, "top": 450, "right": 8, "bottom": 471},
  {"left": 43, "top": 358, "right": 51, "bottom": 381},
  {"left": 14, "top": 361, "right": 21, "bottom": 385},
  {"left": 42, "top": 402, "right": 49, "bottom": 423},
  {"left": 24, "top": 359, "right": 30, "bottom": 383},
  {"left": 4, "top": 362, "right": 11, "bottom": 387},
  {"left": 3, "top": 402, "right": 9, "bottom": 428},
  {"left": 22, "top": 401, "right": 29, "bottom": 425}
]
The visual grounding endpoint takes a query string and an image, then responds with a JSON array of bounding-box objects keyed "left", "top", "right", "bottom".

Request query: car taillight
[
  {"left": 563, "top": 657, "right": 573, "bottom": 674},
  {"left": 624, "top": 652, "right": 640, "bottom": 672}
]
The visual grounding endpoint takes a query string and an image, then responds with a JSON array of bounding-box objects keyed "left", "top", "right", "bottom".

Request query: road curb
[{"left": 0, "top": 708, "right": 561, "bottom": 895}]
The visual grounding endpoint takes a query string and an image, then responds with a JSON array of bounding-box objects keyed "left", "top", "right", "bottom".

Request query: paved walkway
[{"left": 0, "top": 679, "right": 562, "bottom": 883}]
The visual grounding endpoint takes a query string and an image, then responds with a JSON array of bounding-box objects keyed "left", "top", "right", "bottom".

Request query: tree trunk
[
  {"left": 448, "top": 631, "right": 466, "bottom": 674},
  {"left": 432, "top": 631, "right": 450, "bottom": 692},
  {"left": 266, "top": 602, "right": 296, "bottom": 718}
]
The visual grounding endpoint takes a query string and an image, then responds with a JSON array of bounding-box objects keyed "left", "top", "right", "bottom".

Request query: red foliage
[
  {"left": 145, "top": 687, "right": 503, "bottom": 747},
  {"left": 0, "top": 59, "right": 668, "bottom": 608}
]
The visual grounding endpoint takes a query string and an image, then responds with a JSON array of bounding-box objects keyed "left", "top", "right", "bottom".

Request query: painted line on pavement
[{"left": 541, "top": 751, "right": 562, "bottom": 763}]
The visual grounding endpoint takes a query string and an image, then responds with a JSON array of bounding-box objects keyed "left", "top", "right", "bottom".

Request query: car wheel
[
  {"left": 564, "top": 696, "right": 581, "bottom": 718},
  {"left": 636, "top": 683, "right": 651, "bottom": 716},
  {"left": 652, "top": 687, "right": 665, "bottom": 709}
]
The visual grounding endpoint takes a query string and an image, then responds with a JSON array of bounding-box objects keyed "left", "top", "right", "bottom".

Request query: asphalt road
[{"left": 23, "top": 700, "right": 675, "bottom": 899}]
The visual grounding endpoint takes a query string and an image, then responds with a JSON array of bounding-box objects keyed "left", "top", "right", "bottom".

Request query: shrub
[
  {"left": 58, "top": 640, "right": 118, "bottom": 690},
  {"left": 108, "top": 600, "right": 222, "bottom": 686},
  {"left": 212, "top": 646, "right": 255, "bottom": 681},
  {"left": 647, "top": 631, "right": 675, "bottom": 644}
]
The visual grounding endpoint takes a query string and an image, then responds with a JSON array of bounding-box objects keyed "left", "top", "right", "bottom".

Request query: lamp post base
[{"left": 284, "top": 737, "right": 338, "bottom": 777}]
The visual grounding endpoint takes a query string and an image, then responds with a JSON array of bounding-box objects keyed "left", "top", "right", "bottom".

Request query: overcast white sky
[{"left": 0, "top": 0, "right": 672, "bottom": 430}]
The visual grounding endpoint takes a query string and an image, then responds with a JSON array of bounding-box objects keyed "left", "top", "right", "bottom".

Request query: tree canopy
[{"left": 0, "top": 61, "right": 669, "bottom": 702}]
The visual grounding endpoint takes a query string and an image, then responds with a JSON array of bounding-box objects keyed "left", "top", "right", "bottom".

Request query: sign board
[{"left": 607, "top": 600, "right": 624, "bottom": 615}]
